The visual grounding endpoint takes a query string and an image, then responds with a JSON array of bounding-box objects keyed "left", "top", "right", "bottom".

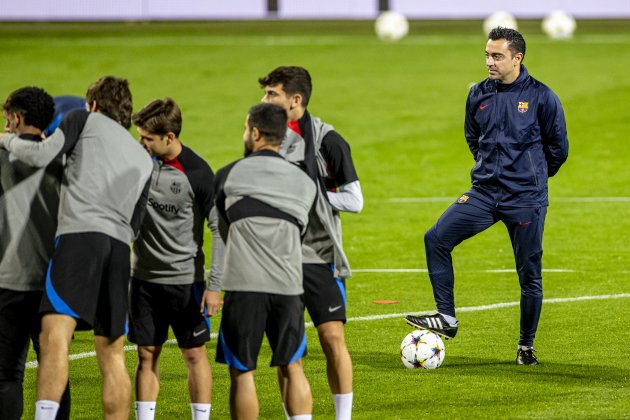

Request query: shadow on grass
[{"left": 354, "top": 349, "right": 630, "bottom": 387}]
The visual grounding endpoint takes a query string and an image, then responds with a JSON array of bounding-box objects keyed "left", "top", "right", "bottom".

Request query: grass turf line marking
[
  {"left": 353, "top": 269, "right": 575, "bottom": 273},
  {"left": 388, "top": 196, "right": 630, "bottom": 203},
  {"left": 338, "top": 293, "right": 630, "bottom": 324},
  {"left": 26, "top": 293, "right": 629, "bottom": 369}
]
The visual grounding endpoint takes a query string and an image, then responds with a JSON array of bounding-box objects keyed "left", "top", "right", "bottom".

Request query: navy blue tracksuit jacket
[{"left": 464, "top": 65, "right": 569, "bottom": 207}]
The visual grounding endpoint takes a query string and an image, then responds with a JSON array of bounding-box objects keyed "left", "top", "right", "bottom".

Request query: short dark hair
[
  {"left": 3, "top": 86, "right": 55, "bottom": 131},
  {"left": 258, "top": 66, "right": 312, "bottom": 107},
  {"left": 488, "top": 27, "right": 526, "bottom": 61},
  {"left": 247, "top": 103, "right": 288, "bottom": 146},
  {"left": 132, "top": 98, "right": 182, "bottom": 137},
  {"left": 86, "top": 76, "right": 133, "bottom": 129}
]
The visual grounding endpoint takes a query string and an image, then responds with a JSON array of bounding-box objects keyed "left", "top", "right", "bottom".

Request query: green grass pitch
[{"left": 1, "top": 19, "right": 629, "bottom": 419}]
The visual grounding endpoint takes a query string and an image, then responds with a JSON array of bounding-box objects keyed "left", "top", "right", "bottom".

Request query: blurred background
[{"left": 1, "top": 0, "right": 629, "bottom": 21}]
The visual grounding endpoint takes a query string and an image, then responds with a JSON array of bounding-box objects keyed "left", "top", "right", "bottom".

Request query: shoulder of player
[
  {"left": 177, "top": 145, "right": 214, "bottom": 177},
  {"left": 215, "top": 159, "right": 240, "bottom": 183},
  {"left": 321, "top": 130, "right": 353, "bottom": 158}
]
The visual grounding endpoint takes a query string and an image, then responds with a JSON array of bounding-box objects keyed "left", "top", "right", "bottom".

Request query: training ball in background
[
  {"left": 483, "top": 11, "right": 518, "bottom": 36},
  {"left": 400, "top": 329, "right": 445, "bottom": 370},
  {"left": 375, "top": 11, "right": 409, "bottom": 42},
  {"left": 542, "top": 10, "right": 577, "bottom": 39}
]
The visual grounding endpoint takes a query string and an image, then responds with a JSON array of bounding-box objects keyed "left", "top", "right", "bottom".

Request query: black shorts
[
  {"left": 303, "top": 263, "right": 347, "bottom": 326},
  {"left": 128, "top": 279, "right": 210, "bottom": 348},
  {"left": 40, "top": 232, "right": 130, "bottom": 338},
  {"left": 216, "top": 291, "right": 306, "bottom": 372},
  {"left": 0, "top": 288, "right": 41, "bottom": 382}
]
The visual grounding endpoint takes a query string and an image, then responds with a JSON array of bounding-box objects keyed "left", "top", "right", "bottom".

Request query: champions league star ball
[
  {"left": 483, "top": 11, "right": 518, "bottom": 36},
  {"left": 375, "top": 11, "right": 409, "bottom": 42},
  {"left": 542, "top": 10, "right": 577, "bottom": 40},
  {"left": 400, "top": 329, "right": 445, "bottom": 370}
]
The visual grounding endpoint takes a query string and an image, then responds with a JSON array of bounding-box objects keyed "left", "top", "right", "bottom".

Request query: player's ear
[
  {"left": 514, "top": 52, "right": 523, "bottom": 65},
  {"left": 12, "top": 113, "right": 22, "bottom": 131},
  {"left": 88, "top": 101, "right": 98, "bottom": 112},
  {"left": 251, "top": 126, "right": 261, "bottom": 141},
  {"left": 292, "top": 93, "right": 303, "bottom": 109}
]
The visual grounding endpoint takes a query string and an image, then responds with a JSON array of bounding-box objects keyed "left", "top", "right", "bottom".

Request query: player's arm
[
  {"left": 130, "top": 176, "right": 152, "bottom": 239},
  {"left": 201, "top": 164, "right": 234, "bottom": 317},
  {"left": 190, "top": 163, "right": 225, "bottom": 317},
  {"left": 539, "top": 89, "right": 569, "bottom": 177},
  {"left": 326, "top": 180, "right": 363, "bottom": 213},
  {"left": 1, "top": 109, "right": 87, "bottom": 167},
  {"left": 201, "top": 206, "right": 224, "bottom": 317},
  {"left": 464, "top": 92, "right": 481, "bottom": 160},
  {"left": 321, "top": 131, "right": 363, "bottom": 213}
]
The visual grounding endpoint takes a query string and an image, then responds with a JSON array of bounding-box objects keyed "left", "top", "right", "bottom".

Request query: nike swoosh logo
[
  {"left": 328, "top": 305, "right": 343, "bottom": 312},
  {"left": 194, "top": 409, "right": 208, "bottom": 412},
  {"left": 479, "top": 104, "right": 490, "bottom": 110},
  {"left": 518, "top": 221, "right": 532, "bottom": 227},
  {"left": 193, "top": 329, "right": 207, "bottom": 337}
]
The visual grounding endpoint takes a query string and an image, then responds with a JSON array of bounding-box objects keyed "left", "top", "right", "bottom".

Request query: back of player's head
[
  {"left": 86, "top": 76, "right": 133, "bottom": 129},
  {"left": 488, "top": 27, "right": 526, "bottom": 61},
  {"left": 132, "top": 98, "right": 182, "bottom": 137},
  {"left": 3, "top": 86, "right": 55, "bottom": 131},
  {"left": 258, "top": 66, "right": 312, "bottom": 107},
  {"left": 247, "top": 103, "right": 288, "bottom": 146}
]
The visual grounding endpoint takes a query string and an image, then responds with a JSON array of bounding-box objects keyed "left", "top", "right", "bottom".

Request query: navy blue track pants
[{"left": 424, "top": 194, "right": 546, "bottom": 347}]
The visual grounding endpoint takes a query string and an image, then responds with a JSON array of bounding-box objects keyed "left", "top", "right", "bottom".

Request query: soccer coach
[{"left": 406, "top": 27, "right": 569, "bottom": 366}]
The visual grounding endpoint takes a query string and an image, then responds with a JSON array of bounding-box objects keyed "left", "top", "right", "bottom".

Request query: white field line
[
  {"left": 388, "top": 196, "right": 630, "bottom": 203},
  {"left": 26, "top": 292, "right": 629, "bottom": 369},
  {"left": 353, "top": 268, "right": 575, "bottom": 273},
  {"left": 336, "top": 293, "right": 630, "bottom": 324}
]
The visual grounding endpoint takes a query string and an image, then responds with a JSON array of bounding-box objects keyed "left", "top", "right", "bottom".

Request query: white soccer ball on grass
[
  {"left": 375, "top": 11, "right": 409, "bottom": 42},
  {"left": 400, "top": 329, "right": 445, "bottom": 370},
  {"left": 542, "top": 10, "right": 577, "bottom": 40},
  {"left": 483, "top": 11, "right": 518, "bottom": 36}
]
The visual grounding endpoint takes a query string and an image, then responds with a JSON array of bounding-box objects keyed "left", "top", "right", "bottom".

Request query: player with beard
[
  {"left": 204, "top": 103, "right": 316, "bottom": 419},
  {"left": 259, "top": 66, "right": 363, "bottom": 420}
]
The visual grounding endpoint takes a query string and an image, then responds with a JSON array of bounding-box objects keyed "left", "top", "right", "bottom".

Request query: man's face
[
  {"left": 3, "top": 111, "right": 19, "bottom": 134},
  {"left": 261, "top": 84, "right": 293, "bottom": 113},
  {"left": 242, "top": 115, "right": 254, "bottom": 157},
  {"left": 137, "top": 127, "right": 168, "bottom": 157},
  {"left": 485, "top": 39, "right": 522, "bottom": 83}
]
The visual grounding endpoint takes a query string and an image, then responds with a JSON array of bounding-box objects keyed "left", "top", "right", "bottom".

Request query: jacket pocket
[{"left": 527, "top": 150, "right": 539, "bottom": 186}]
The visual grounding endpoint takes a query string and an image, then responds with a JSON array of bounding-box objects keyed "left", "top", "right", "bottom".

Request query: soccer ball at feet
[
  {"left": 375, "top": 11, "right": 409, "bottom": 42},
  {"left": 400, "top": 329, "right": 445, "bottom": 369}
]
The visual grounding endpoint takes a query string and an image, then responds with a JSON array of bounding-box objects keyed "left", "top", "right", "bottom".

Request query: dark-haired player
[
  {"left": 209, "top": 103, "right": 316, "bottom": 419},
  {"left": 259, "top": 66, "right": 362, "bottom": 419},
  {"left": 0, "top": 86, "right": 70, "bottom": 419},
  {"left": 1, "top": 76, "right": 153, "bottom": 419}
]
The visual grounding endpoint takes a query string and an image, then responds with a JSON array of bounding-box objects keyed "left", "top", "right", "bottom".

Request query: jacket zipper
[
  {"left": 527, "top": 150, "right": 539, "bottom": 186},
  {"left": 155, "top": 162, "right": 162, "bottom": 187}
]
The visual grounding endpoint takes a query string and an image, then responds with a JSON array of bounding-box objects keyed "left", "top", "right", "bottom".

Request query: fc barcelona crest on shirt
[
  {"left": 457, "top": 194, "right": 469, "bottom": 204},
  {"left": 170, "top": 181, "right": 181, "bottom": 194},
  {"left": 518, "top": 101, "right": 529, "bottom": 113}
]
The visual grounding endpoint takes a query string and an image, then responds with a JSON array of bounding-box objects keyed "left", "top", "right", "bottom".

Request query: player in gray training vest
[
  {"left": 129, "top": 98, "right": 217, "bottom": 420},
  {"left": 260, "top": 66, "right": 363, "bottom": 420},
  {"left": 0, "top": 76, "right": 154, "bottom": 420},
  {"left": 205, "top": 103, "right": 316, "bottom": 419},
  {"left": 0, "top": 87, "right": 70, "bottom": 420}
]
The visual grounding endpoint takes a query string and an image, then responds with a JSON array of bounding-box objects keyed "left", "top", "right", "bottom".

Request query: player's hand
[{"left": 200, "top": 290, "right": 222, "bottom": 317}]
